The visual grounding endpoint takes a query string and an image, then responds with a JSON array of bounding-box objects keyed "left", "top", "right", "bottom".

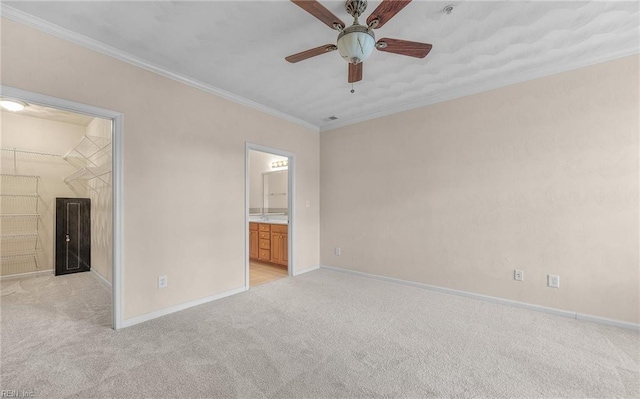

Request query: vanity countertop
[
  {"left": 249, "top": 218, "right": 288, "bottom": 225},
  {"left": 266, "top": 220, "right": 287, "bottom": 225}
]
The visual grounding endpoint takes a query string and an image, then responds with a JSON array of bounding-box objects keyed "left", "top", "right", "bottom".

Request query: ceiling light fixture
[
  {"left": 271, "top": 160, "right": 288, "bottom": 169},
  {"left": 0, "top": 99, "right": 28, "bottom": 112},
  {"left": 336, "top": 0, "right": 375, "bottom": 65},
  {"left": 286, "top": 0, "right": 433, "bottom": 86}
]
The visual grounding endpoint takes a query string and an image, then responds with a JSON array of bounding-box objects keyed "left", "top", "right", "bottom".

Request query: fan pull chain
[{"left": 351, "top": 83, "right": 355, "bottom": 94}]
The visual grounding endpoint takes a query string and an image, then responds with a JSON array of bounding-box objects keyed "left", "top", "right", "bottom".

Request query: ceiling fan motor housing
[
  {"left": 337, "top": 24, "right": 375, "bottom": 64},
  {"left": 345, "top": 0, "right": 368, "bottom": 19}
]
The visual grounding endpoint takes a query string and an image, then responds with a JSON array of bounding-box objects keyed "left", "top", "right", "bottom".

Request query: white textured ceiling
[{"left": 4, "top": 1, "right": 639, "bottom": 131}]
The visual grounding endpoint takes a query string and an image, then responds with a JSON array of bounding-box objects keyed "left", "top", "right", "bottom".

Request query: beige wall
[
  {"left": 0, "top": 112, "right": 87, "bottom": 275},
  {"left": 321, "top": 55, "right": 639, "bottom": 323},
  {"left": 85, "top": 117, "right": 113, "bottom": 284},
  {"left": 0, "top": 18, "right": 320, "bottom": 320}
]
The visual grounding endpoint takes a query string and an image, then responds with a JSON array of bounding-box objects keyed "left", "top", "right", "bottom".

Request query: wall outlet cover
[
  {"left": 158, "top": 275, "right": 168, "bottom": 289},
  {"left": 514, "top": 270, "right": 524, "bottom": 281},
  {"left": 548, "top": 274, "right": 560, "bottom": 288},
  {"left": 334, "top": 247, "right": 341, "bottom": 256}
]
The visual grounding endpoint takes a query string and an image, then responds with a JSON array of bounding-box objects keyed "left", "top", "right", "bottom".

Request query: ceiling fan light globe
[{"left": 337, "top": 29, "right": 375, "bottom": 64}]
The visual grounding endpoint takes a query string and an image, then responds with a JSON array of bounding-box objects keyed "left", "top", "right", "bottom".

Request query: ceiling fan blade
[
  {"left": 285, "top": 44, "right": 337, "bottom": 63},
  {"left": 348, "top": 62, "right": 363, "bottom": 83},
  {"left": 291, "top": 0, "right": 345, "bottom": 30},
  {"left": 366, "top": 0, "right": 412, "bottom": 29},
  {"left": 376, "top": 38, "right": 432, "bottom": 58}
]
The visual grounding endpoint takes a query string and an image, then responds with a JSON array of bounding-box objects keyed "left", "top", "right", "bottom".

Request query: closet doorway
[
  {"left": 245, "top": 144, "right": 294, "bottom": 288},
  {"left": 0, "top": 86, "right": 123, "bottom": 329}
]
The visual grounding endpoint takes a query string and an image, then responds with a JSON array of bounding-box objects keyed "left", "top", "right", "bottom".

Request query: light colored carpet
[{"left": 1, "top": 269, "right": 638, "bottom": 398}]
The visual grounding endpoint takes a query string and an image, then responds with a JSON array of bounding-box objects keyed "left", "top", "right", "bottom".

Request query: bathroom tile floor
[{"left": 250, "top": 260, "right": 288, "bottom": 287}]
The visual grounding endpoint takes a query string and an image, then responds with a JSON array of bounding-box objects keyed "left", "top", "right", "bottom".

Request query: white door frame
[
  {"left": 1, "top": 85, "right": 125, "bottom": 330},
  {"left": 245, "top": 143, "right": 295, "bottom": 288}
]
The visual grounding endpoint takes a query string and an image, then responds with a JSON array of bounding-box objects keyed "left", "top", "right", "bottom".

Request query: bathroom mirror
[{"left": 263, "top": 170, "right": 287, "bottom": 212}]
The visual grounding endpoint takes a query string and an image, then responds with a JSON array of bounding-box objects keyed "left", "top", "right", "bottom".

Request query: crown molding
[
  {"left": 0, "top": 5, "right": 321, "bottom": 133},
  {"left": 320, "top": 47, "right": 640, "bottom": 132}
]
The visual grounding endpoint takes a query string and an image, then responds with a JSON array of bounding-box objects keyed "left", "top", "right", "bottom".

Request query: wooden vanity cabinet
[
  {"left": 258, "top": 223, "right": 271, "bottom": 262},
  {"left": 249, "top": 223, "right": 258, "bottom": 259},
  {"left": 249, "top": 222, "right": 288, "bottom": 266},
  {"left": 270, "top": 225, "right": 288, "bottom": 266}
]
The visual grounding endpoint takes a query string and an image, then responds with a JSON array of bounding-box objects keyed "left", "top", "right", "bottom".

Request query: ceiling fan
[{"left": 285, "top": 0, "right": 432, "bottom": 85}]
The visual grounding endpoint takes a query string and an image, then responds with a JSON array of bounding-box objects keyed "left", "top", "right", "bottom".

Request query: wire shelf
[
  {"left": 1, "top": 252, "right": 38, "bottom": 259},
  {"left": 64, "top": 163, "right": 111, "bottom": 183},
  {"left": 1, "top": 171, "right": 41, "bottom": 275},
  {"left": 63, "top": 135, "right": 112, "bottom": 194},
  {"left": 1, "top": 148, "right": 62, "bottom": 175},
  {"left": 0, "top": 195, "right": 39, "bottom": 214},
  {"left": 0, "top": 217, "right": 38, "bottom": 235},
  {"left": 1, "top": 233, "right": 39, "bottom": 238},
  {"left": 63, "top": 135, "right": 112, "bottom": 170},
  {"left": 1, "top": 235, "right": 39, "bottom": 256},
  {"left": 0, "top": 174, "right": 39, "bottom": 195},
  {"left": 0, "top": 252, "right": 39, "bottom": 275}
]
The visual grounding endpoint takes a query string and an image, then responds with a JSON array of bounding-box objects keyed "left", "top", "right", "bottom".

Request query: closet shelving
[
  {"left": 0, "top": 172, "right": 42, "bottom": 274},
  {"left": 63, "top": 135, "right": 112, "bottom": 196}
]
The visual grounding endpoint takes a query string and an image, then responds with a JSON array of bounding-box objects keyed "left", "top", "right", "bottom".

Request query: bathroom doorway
[{"left": 245, "top": 144, "right": 294, "bottom": 288}]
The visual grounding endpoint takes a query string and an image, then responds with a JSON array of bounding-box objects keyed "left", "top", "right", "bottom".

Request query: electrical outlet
[
  {"left": 547, "top": 274, "right": 560, "bottom": 288},
  {"left": 158, "top": 275, "right": 168, "bottom": 289},
  {"left": 514, "top": 270, "right": 524, "bottom": 281},
  {"left": 334, "top": 247, "right": 341, "bottom": 256}
]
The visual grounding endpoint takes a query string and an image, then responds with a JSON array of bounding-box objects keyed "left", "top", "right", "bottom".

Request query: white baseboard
[
  {"left": 0, "top": 269, "right": 53, "bottom": 281},
  {"left": 90, "top": 269, "right": 112, "bottom": 287},
  {"left": 293, "top": 264, "right": 320, "bottom": 276},
  {"left": 121, "top": 286, "right": 247, "bottom": 328},
  {"left": 575, "top": 313, "right": 639, "bottom": 330},
  {"left": 320, "top": 265, "right": 639, "bottom": 331}
]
